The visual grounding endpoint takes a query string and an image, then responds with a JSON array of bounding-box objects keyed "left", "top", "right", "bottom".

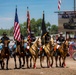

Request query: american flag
[
  {"left": 58, "top": 0, "right": 61, "bottom": 11},
  {"left": 14, "top": 7, "right": 21, "bottom": 42}
]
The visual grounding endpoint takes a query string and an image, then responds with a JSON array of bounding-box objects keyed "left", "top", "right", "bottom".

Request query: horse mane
[{"left": 58, "top": 40, "right": 69, "bottom": 51}]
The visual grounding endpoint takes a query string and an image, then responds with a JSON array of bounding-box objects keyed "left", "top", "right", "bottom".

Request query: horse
[
  {"left": 54, "top": 40, "right": 69, "bottom": 67},
  {"left": 13, "top": 39, "right": 25, "bottom": 69},
  {"left": 0, "top": 50, "right": 4, "bottom": 69},
  {"left": 1, "top": 40, "right": 10, "bottom": 69},
  {"left": 25, "top": 42, "right": 32, "bottom": 68},
  {"left": 40, "top": 40, "right": 54, "bottom": 68},
  {"left": 28, "top": 38, "right": 40, "bottom": 69}
]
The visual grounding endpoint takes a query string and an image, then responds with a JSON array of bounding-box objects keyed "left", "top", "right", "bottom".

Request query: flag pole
[
  {"left": 27, "top": 6, "right": 28, "bottom": 35},
  {"left": 16, "top": 5, "right": 17, "bottom": 8},
  {"left": 27, "top": 6, "right": 28, "bottom": 11},
  {"left": 27, "top": 6, "right": 31, "bottom": 43}
]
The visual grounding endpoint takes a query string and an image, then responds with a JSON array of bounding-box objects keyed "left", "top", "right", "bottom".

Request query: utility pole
[{"left": 74, "top": 0, "right": 76, "bottom": 12}]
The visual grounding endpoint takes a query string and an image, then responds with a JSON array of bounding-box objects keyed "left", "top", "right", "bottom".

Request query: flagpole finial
[
  {"left": 43, "top": 11, "right": 44, "bottom": 14},
  {"left": 27, "top": 7, "right": 29, "bottom": 10},
  {"left": 16, "top": 5, "right": 17, "bottom": 8}
]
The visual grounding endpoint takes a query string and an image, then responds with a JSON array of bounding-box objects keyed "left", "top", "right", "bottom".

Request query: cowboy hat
[
  {"left": 59, "top": 32, "right": 63, "bottom": 34},
  {"left": 2, "top": 32, "right": 7, "bottom": 35}
]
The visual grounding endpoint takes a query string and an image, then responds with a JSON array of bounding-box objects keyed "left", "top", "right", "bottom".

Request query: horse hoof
[
  {"left": 27, "top": 67, "right": 30, "bottom": 68},
  {"left": 62, "top": 63, "right": 66, "bottom": 68},
  {"left": 56, "top": 65, "right": 58, "bottom": 67},
  {"left": 19, "top": 66, "right": 21, "bottom": 69},
  {"left": 50, "top": 64, "right": 53, "bottom": 67},
  {"left": 59, "top": 65, "right": 62, "bottom": 67},
  {"left": 33, "top": 64, "right": 36, "bottom": 69},
  {"left": 41, "top": 66, "right": 43, "bottom": 68},
  {"left": 6, "top": 68, "right": 8, "bottom": 70},
  {"left": 63, "top": 65, "right": 66, "bottom": 68},
  {"left": 33, "top": 65, "right": 36, "bottom": 69},
  {"left": 22, "top": 65, "right": 24, "bottom": 67},
  {"left": 30, "top": 64, "right": 32, "bottom": 68},
  {"left": 64, "top": 63, "right": 66, "bottom": 66},
  {"left": 15, "top": 67, "right": 17, "bottom": 69},
  {"left": 2, "top": 67, "right": 4, "bottom": 69},
  {"left": 34, "top": 67, "right": 36, "bottom": 69}
]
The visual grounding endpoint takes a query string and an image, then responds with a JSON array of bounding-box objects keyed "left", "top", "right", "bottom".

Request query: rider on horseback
[
  {"left": 54, "top": 32, "right": 65, "bottom": 56},
  {"left": 56, "top": 32, "right": 65, "bottom": 45},
  {"left": 0, "top": 32, "right": 10, "bottom": 61},
  {"left": 1, "top": 32, "right": 10, "bottom": 48}
]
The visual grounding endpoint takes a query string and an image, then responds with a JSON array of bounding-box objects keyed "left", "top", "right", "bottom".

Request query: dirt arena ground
[{"left": 0, "top": 57, "right": 76, "bottom": 75}]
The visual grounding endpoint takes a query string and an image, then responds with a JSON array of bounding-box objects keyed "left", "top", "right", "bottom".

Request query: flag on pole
[
  {"left": 27, "top": 7, "right": 31, "bottom": 34},
  {"left": 41, "top": 11, "right": 47, "bottom": 37},
  {"left": 14, "top": 6, "right": 21, "bottom": 42},
  {"left": 58, "top": 0, "right": 61, "bottom": 11},
  {"left": 27, "top": 7, "right": 31, "bottom": 41}
]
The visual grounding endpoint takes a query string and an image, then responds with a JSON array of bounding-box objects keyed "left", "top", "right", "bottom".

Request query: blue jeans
[{"left": 0, "top": 45, "right": 2, "bottom": 50}]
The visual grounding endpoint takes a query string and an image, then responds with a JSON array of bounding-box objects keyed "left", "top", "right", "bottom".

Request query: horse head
[
  {"left": 20, "top": 39, "right": 25, "bottom": 47},
  {"left": 1, "top": 40, "right": 10, "bottom": 59},
  {"left": 61, "top": 40, "right": 69, "bottom": 52},
  {"left": 34, "top": 38, "right": 40, "bottom": 48},
  {"left": 4, "top": 40, "right": 10, "bottom": 47}
]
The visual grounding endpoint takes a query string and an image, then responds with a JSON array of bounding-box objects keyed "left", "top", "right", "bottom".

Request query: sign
[{"left": 58, "top": 11, "right": 76, "bottom": 32}]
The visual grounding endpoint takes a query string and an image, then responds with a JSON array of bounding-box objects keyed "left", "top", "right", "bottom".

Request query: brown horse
[
  {"left": 40, "top": 40, "right": 54, "bottom": 68},
  {"left": 28, "top": 38, "right": 40, "bottom": 69},
  {"left": 54, "top": 40, "right": 69, "bottom": 67},
  {"left": 25, "top": 43, "right": 32, "bottom": 68},
  {"left": 0, "top": 50, "right": 4, "bottom": 69},
  {"left": 13, "top": 39, "right": 25, "bottom": 69},
  {"left": 1, "top": 40, "right": 10, "bottom": 69}
]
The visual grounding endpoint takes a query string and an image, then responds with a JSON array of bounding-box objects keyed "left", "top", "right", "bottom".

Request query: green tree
[
  {"left": 50, "top": 25, "right": 58, "bottom": 34},
  {"left": 0, "top": 18, "right": 58, "bottom": 36}
]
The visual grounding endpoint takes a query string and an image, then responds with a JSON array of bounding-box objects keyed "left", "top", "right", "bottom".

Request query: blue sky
[{"left": 0, "top": 0, "right": 74, "bottom": 29}]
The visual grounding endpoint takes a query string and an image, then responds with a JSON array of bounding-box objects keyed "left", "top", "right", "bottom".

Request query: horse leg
[
  {"left": 1, "top": 60, "right": 4, "bottom": 69},
  {"left": 30, "top": 56, "right": 32, "bottom": 68},
  {"left": 26, "top": 56, "right": 29, "bottom": 68},
  {"left": 33, "top": 56, "right": 37, "bottom": 69},
  {"left": 22, "top": 56, "right": 25, "bottom": 67},
  {"left": 19, "top": 57, "right": 21, "bottom": 68},
  {"left": 1, "top": 61, "right": 2, "bottom": 69},
  {"left": 1, "top": 61, "right": 3, "bottom": 69},
  {"left": 59, "top": 56, "right": 62, "bottom": 67},
  {"left": 2, "top": 59, "right": 5, "bottom": 69},
  {"left": 50, "top": 56, "right": 53, "bottom": 67},
  {"left": 14, "top": 55, "right": 17, "bottom": 69},
  {"left": 63, "top": 57, "right": 66, "bottom": 67},
  {"left": 6, "top": 58, "right": 9, "bottom": 70},
  {"left": 62, "top": 57, "right": 66, "bottom": 67},
  {"left": 46, "top": 57, "right": 48, "bottom": 68},
  {"left": 40, "top": 56, "right": 43, "bottom": 68},
  {"left": 47, "top": 56, "right": 50, "bottom": 68},
  {"left": 55, "top": 56, "right": 58, "bottom": 67}
]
